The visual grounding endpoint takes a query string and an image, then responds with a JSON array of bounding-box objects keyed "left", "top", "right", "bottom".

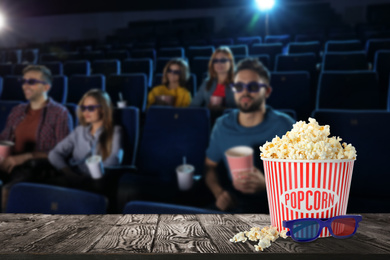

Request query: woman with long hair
[
  {"left": 191, "top": 46, "right": 236, "bottom": 108},
  {"left": 147, "top": 58, "right": 192, "bottom": 107},
  {"left": 48, "top": 89, "right": 123, "bottom": 190}
]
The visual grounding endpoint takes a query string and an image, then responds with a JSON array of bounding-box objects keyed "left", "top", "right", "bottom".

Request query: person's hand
[
  {"left": 215, "top": 190, "right": 236, "bottom": 211},
  {"left": 232, "top": 167, "right": 266, "bottom": 194},
  {"left": 207, "top": 103, "right": 224, "bottom": 110},
  {"left": 154, "top": 99, "right": 169, "bottom": 106},
  {"left": 0, "top": 154, "right": 32, "bottom": 173}
]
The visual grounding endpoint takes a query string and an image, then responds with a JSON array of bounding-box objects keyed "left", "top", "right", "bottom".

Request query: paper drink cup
[
  {"left": 86, "top": 155, "right": 104, "bottom": 180},
  {"left": 176, "top": 164, "right": 194, "bottom": 191},
  {"left": 262, "top": 158, "right": 355, "bottom": 238},
  {"left": 117, "top": 100, "right": 127, "bottom": 108},
  {"left": 210, "top": 96, "right": 223, "bottom": 107},
  {"left": 225, "top": 146, "right": 254, "bottom": 180},
  {"left": 0, "top": 141, "right": 14, "bottom": 163}
]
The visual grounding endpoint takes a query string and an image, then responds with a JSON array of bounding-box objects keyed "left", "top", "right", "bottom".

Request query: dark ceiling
[{"left": 1, "top": 0, "right": 322, "bottom": 18}]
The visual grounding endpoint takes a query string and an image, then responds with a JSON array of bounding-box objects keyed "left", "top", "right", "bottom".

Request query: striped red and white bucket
[{"left": 262, "top": 158, "right": 355, "bottom": 238}]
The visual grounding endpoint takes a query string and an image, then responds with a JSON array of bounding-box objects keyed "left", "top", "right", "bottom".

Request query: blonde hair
[
  {"left": 206, "top": 46, "right": 235, "bottom": 90},
  {"left": 77, "top": 89, "right": 114, "bottom": 160},
  {"left": 161, "top": 58, "right": 190, "bottom": 87}
]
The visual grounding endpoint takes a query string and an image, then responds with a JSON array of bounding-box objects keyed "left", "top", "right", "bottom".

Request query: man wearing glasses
[
  {"left": 205, "top": 58, "right": 295, "bottom": 213},
  {"left": 0, "top": 65, "right": 73, "bottom": 179}
]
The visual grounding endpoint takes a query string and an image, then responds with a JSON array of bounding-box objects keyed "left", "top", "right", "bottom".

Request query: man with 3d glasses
[
  {"left": 0, "top": 65, "right": 73, "bottom": 182},
  {"left": 204, "top": 58, "right": 295, "bottom": 213}
]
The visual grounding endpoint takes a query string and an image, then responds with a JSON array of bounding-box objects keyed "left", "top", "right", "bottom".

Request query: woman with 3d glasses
[
  {"left": 48, "top": 89, "right": 123, "bottom": 191},
  {"left": 190, "top": 46, "right": 236, "bottom": 108},
  {"left": 147, "top": 58, "right": 192, "bottom": 108}
]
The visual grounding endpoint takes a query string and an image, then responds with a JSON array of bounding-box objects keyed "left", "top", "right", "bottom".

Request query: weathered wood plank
[
  {"left": 90, "top": 214, "right": 159, "bottom": 253},
  {"left": 158, "top": 214, "right": 199, "bottom": 222},
  {"left": 197, "top": 214, "right": 254, "bottom": 226},
  {"left": 152, "top": 214, "right": 218, "bottom": 253},
  {"left": 0, "top": 214, "right": 64, "bottom": 244},
  {"left": 197, "top": 214, "right": 258, "bottom": 253},
  {"left": 0, "top": 214, "right": 63, "bottom": 232},
  {"left": 0, "top": 214, "right": 85, "bottom": 253},
  {"left": 18, "top": 215, "right": 119, "bottom": 253},
  {"left": 115, "top": 214, "right": 159, "bottom": 225},
  {"left": 0, "top": 213, "right": 389, "bottom": 257},
  {"left": 235, "top": 213, "right": 390, "bottom": 254}
]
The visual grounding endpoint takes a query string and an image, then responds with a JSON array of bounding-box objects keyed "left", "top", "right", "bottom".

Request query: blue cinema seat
[
  {"left": 106, "top": 73, "right": 147, "bottom": 112},
  {"left": 67, "top": 74, "right": 105, "bottom": 104},
  {"left": 321, "top": 51, "right": 369, "bottom": 71},
  {"left": 158, "top": 47, "right": 185, "bottom": 58},
  {"left": 324, "top": 40, "right": 364, "bottom": 52},
  {"left": 0, "top": 101, "right": 23, "bottom": 131},
  {"left": 316, "top": 71, "right": 385, "bottom": 110},
  {"left": 50, "top": 75, "right": 68, "bottom": 104},
  {"left": 92, "top": 59, "right": 120, "bottom": 77},
  {"left": 123, "top": 200, "right": 222, "bottom": 214},
  {"left": 268, "top": 71, "right": 312, "bottom": 120},
  {"left": 122, "top": 58, "right": 153, "bottom": 87},
  {"left": 6, "top": 182, "right": 107, "bottom": 214},
  {"left": 64, "top": 60, "right": 91, "bottom": 77},
  {"left": 312, "top": 109, "right": 390, "bottom": 213}
]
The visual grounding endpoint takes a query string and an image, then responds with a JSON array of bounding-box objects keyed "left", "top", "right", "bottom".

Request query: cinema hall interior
[{"left": 0, "top": 0, "right": 389, "bottom": 217}]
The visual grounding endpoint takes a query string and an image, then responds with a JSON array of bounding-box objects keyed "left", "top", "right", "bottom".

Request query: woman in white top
[{"left": 48, "top": 89, "right": 123, "bottom": 190}]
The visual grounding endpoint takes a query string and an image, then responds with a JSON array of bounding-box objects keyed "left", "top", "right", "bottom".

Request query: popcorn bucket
[{"left": 262, "top": 158, "right": 355, "bottom": 238}]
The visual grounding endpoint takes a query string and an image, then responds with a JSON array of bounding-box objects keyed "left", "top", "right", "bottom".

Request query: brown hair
[
  {"left": 234, "top": 57, "right": 271, "bottom": 84},
  {"left": 77, "top": 89, "right": 114, "bottom": 161},
  {"left": 161, "top": 58, "right": 190, "bottom": 87},
  {"left": 206, "top": 46, "right": 235, "bottom": 90},
  {"left": 23, "top": 65, "right": 53, "bottom": 85}
]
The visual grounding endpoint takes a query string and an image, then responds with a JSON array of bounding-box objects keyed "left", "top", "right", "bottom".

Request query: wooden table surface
[{"left": 0, "top": 213, "right": 389, "bottom": 260}]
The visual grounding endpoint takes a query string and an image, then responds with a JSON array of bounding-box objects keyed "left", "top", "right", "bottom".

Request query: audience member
[
  {"left": 204, "top": 58, "right": 295, "bottom": 213},
  {"left": 191, "top": 46, "right": 236, "bottom": 108},
  {"left": 0, "top": 65, "right": 73, "bottom": 181},
  {"left": 48, "top": 89, "right": 123, "bottom": 191},
  {"left": 147, "top": 58, "right": 191, "bottom": 107}
]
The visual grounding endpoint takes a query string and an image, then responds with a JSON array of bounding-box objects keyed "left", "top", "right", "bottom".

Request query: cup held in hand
[
  {"left": 86, "top": 155, "right": 104, "bottom": 179},
  {"left": 117, "top": 100, "right": 127, "bottom": 108},
  {"left": 0, "top": 141, "right": 14, "bottom": 163},
  {"left": 225, "top": 146, "right": 254, "bottom": 180},
  {"left": 155, "top": 95, "right": 175, "bottom": 106},
  {"left": 209, "top": 96, "right": 223, "bottom": 107},
  {"left": 176, "top": 164, "right": 195, "bottom": 191}
]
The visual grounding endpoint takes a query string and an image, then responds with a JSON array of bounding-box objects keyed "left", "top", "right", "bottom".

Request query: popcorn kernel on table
[
  {"left": 230, "top": 226, "right": 287, "bottom": 253},
  {"left": 260, "top": 118, "right": 357, "bottom": 160}
]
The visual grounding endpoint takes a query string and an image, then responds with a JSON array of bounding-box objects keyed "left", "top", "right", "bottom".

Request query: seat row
[
  {"left": 2, "top": 38, "right": 390, "bottom": 67},
  {"left": 127, "top": 30, "right": 390, "bottom": 49},
  {"left": 3, "top": 107, "right": 389, "bottom": 214},
  {"left": 3, "top": 182, "right": 221, "bottom": 214},
  {"left": 1, "top": 47, "right": 389, "bottom": 91},
  {"left": 0, "top": 69, "right": 389, "bottom": 120}
]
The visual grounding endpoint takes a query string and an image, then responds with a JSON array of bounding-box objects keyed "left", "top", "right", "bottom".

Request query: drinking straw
[
  {"left": 119, "top": 92, "right": 123, "bottom": 101},
  {"left": 183, "top": 156, "right": 186, "bottom": 166}
]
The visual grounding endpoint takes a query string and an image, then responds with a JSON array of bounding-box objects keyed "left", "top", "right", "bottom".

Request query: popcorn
[
  {"left": 229, "top": 232, "right": 247, "bottom": 243},
  {"left": 245, "top": 227, "right": 262, "bottom": 241},
  {"left": 279, "top": 229, "right": 288, "bottom": 239},
  {"left": 255, "top": 237, "right": 271, "bottom": 251},
  {"left": 230, "top": 226, "right": 287, "bottom": 252},
  {"left": 260, "top": 118, "right": 357, "bottom": 160}
]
